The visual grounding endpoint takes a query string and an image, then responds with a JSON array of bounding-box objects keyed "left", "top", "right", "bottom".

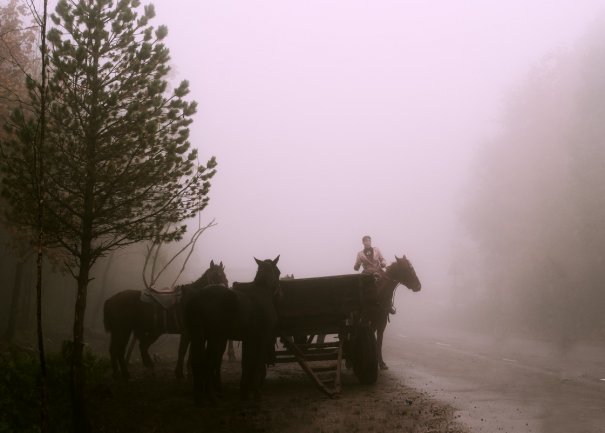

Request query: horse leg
[
  {"left": 109, "top": 331, "right": 120, "bottom": 379},
  {"left": 139, "top": 332, "right": 159, "bottom": 373},
  {"left": 175, "top": 332, "right": 189, "bottom": 380},
  {"left": 125, "top": 335, "right": 137, "bottom": 364},
  {"left": 261, "top": 342, "right": 269, "bottom": 385},
  {"left": 110, "top": 329, "right": 131, "bottom": 380},
  {"left": 239, "top": 339, "right": 252, "bottom": 401},
  {"left": 206, "top": 337, "right": 227, "bottom": 402},
  {"left": 108, "top": 332, "right": 119, "bottom": 379},
  {"left": 376, "top": 321, "right": 388, "bottom": 370},
  {"left": 252, "top": 339, "right": 267, "bottom": 400},
  {"left": 244, "top": 337, "right": 267, "bottom": 401},
  {"left": 119, "top": 331, "right": 133, "bottom": 380},
  {"left": 189, "top": 334, "right": 206, "bottom": 406}
]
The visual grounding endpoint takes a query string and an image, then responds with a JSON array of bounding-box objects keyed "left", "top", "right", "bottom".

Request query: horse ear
[
  {"left": 273, "top": 255, "right": 280, "bottom": 265},
  {"left": 254, "top": 257, "right": 262, "bottom": 266},
  {"left": 394, "top": 255, "right": 400, "bottom": 261},
  {"left": 220, "top": 261, "right": 224, "bottom": 269},
  {"left": 210, "top": 260, "right": 215, "bottom": 267}
]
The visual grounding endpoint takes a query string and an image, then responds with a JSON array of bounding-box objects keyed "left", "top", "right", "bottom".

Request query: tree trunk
[
  {"left": 71, "top": 259, "right": 91, "bottom": 433},
  {"left": 71, "top": 105, "right": 96, "bottom": 432},
  {"left": 4, "top": 259, "right": 24, "bottom": 342},
  {"left": 36, "top": 239, "right": 48, "bottom": 433},
  {"left": 71, "top": 21, "right": 99, "bottom": 429},
  {"left": 36, "top": 1, "right": 49, "bottom": 431}
]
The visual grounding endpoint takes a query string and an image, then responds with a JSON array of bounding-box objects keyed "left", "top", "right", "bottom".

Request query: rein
[
  {"left": 377, "top": 269, "right": 399, "bottom": 307},
  {"left": 376, "top": 264, "right": 405, "bottom": 314}
]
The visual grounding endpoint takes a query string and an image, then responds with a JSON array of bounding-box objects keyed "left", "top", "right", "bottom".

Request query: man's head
[{"left": 362, "top": 235, "right": 372, "bottom": 248}]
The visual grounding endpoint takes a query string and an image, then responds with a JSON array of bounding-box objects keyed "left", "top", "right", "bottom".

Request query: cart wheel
[{"left": 352, "top": 326, "right": 378, "bottom": 385}]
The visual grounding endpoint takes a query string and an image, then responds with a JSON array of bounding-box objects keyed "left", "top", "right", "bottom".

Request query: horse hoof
[{"left": 379, "top": 363, "right": 389, "bottom": 370}]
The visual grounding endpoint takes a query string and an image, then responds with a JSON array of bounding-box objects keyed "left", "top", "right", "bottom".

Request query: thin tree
[
  {"left": 0, "top": 0, "right": 37, "bottom": 344},
  {"left": 32, "top": 0, "right": 50, "bottom": 430},
  {"left": 0, "top": 0, "right": 217, "bottom": 430},
  {"left": 1, "top": 0, "right": 49, "bottom": 430}
]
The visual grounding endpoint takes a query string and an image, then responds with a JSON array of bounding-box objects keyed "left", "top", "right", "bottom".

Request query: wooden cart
[{"left": 274, "top": 273, "right": 379, "bottom": 397}]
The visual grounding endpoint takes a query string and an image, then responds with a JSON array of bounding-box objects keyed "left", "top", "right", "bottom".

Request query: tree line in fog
[{"left": 462, "top": 17, "right": 605, "bottom": 344}]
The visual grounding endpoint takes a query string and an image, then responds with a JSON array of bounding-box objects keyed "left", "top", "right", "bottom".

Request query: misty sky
[{"left": 144, "top": 1, "right": 604, "bottom": 296}]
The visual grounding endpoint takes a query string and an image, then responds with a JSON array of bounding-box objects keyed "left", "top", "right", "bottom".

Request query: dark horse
[
  {"left": 103, "top": 261, "right": 229, "bottom": 380},
  {"left": 369, "top": 255, "right": 421, "bottom": 370},
  {"left": 185, "top": 256, "right": 281, "bottom": 405}
]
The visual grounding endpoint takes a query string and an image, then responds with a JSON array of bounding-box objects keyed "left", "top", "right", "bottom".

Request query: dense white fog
[
  {"left": 147, "top": 1, "right": 605, "bottom": 325},
  {"left": 2, "top": 0, "right": 605, "bottom": 344}
]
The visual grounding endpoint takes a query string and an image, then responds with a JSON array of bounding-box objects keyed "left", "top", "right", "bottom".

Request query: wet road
[{"left": 382, "top": 324, "right": 605, "bottom": 433}]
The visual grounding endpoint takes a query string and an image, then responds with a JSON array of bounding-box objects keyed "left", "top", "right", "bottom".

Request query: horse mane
[
  {"left": 187, "top": 263, "right": 227, "bottom": 290},
  {"left": 377, "top": 257, "right": 413, "bottom": 306},
  {"left": 193, "top": 269, "right": 212, "bottom": 286},
  {"left": 253, "top": 261, "right": 279, "bottom": 286},
  {"left": 376, "top": 265, "right": 399, "bottom": 307},
  {"left": 383, "top": 255, "right": 420, "bottom": 294}
]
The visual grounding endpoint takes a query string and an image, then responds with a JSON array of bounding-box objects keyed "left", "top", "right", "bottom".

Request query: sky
[{"left": 145, "top": 0, "right": 604, "bottom": 299}]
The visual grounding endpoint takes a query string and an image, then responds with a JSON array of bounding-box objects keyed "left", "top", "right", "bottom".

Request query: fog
[
  {"left": 2, "top": 0, "right": 605, "bottom": 348},
  {"left": 149, "top": 0, "right": 605, "bottom": 333}
]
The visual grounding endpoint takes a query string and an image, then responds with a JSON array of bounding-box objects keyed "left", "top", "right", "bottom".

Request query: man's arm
[
  {"left": 375, "top": 248, "right": 386, "bottom": 268},
  {"left": 354, "top": 252, "right": 362, "bottom": 271}
]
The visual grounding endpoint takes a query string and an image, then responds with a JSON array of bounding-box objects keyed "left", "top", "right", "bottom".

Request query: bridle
[{"left": 375, "top": 266, "right": 400, "bottom": 310}]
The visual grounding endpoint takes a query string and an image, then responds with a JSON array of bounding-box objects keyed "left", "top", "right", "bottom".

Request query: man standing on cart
[
  {"left": 353, "top": 235, "right": 395, "bottom": 314},
  {"left": 354, "top": 235, "right": 386, "bottom": 274}
]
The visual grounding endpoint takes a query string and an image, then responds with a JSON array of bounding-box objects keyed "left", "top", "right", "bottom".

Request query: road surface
[{"left": 382, "top": 324, "right": 605, "bottom": 433}]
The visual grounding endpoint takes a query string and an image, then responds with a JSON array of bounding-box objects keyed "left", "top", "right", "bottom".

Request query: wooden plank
[
  {"left": 334, "top": 338, "right": 343, "bottom": 394},
  {"left": 279, "top": 334, "right": 340, "bottom": 397},
  {"left": 311, "top": 364, "right": 338, "bottom": 373},
  {"left": 296, "top": 341, "right": 340, "bottom": 350},
  {"left": 276, "top": 274, "right": 374, "bottom": 319}
]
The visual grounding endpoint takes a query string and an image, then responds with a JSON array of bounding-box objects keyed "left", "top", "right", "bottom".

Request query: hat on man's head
[{"left": 362, "top": 235, "right": 371, "bottom": 242}]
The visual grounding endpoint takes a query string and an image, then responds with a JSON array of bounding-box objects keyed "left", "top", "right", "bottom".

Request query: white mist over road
[{"left": 150, "top": 1, "right": 604, "bottom": 310}]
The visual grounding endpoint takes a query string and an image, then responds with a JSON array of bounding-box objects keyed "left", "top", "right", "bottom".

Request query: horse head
[
  {"left": 253, "top": 255, "right": 282, "bottom": 298},
  {"left": 203, "top": 260, "right": 229, "bottom": 287},
  {"left": 390, "top": 255, "right": 421, "bottom": 292}
]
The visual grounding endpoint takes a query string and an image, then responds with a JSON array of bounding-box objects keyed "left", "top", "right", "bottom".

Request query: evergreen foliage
[
  {"left": 1, "top": 0, "right": 216, "bottom": 273},
  {"left": 0, "top": 1, "right": 217, "bottom": 429}
]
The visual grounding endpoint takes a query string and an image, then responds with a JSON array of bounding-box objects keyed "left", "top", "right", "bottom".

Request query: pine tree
[{"left": 0, "top": 1, "right": 216, "bottom": 430}]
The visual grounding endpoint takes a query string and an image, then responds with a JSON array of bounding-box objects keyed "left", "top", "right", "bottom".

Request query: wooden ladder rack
[{"left": 275, "top": 336, "right": 343, "bottom": 397}]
